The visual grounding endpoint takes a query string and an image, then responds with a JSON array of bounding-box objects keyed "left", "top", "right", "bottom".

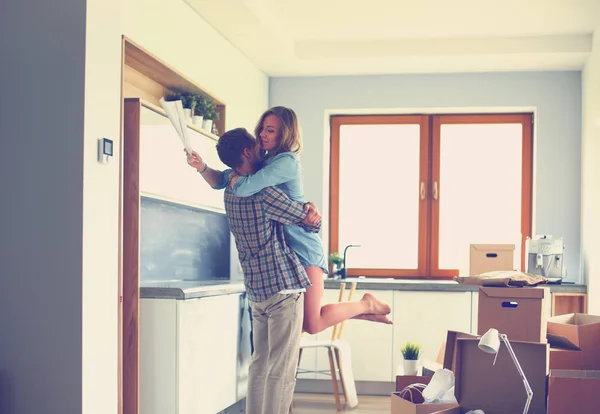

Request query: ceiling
[{"left": 185, "top": 0, "right": 600, "bottom": 76}]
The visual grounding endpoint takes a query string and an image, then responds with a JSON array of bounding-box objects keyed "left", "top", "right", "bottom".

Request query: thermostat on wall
[{"left": 98, "top": 138, "right": 113, "bottom": 164}]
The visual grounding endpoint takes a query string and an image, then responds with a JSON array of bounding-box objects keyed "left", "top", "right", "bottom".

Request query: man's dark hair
[{"left": 216, "top": 128, "right": 256, "bottom": 169}]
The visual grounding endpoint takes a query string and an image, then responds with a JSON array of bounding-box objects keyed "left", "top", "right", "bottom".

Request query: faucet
[{"left": 340, "top": 244, "right": 361, "bottom": 279}]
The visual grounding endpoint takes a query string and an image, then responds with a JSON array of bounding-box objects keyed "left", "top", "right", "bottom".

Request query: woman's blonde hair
[{"left": 254, "top": 106, "right": 302, "bottom": 159}]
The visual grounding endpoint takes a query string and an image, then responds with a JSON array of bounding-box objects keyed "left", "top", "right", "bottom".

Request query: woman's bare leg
[{"left": 302, "top": 266, "right": 392, "bottom": 335}]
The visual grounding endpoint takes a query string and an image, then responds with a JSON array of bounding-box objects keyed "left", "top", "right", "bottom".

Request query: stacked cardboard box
[
  {"left": 392, "top": 285, "right": 600, "bottom": 414},
  {"left": 546, "top": 313, "right": 600, "bottom": 413}
]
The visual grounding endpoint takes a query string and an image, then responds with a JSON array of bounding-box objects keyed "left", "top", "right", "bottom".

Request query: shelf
[
  {"left": 552, "top": 293, "right": 588, "bottom": 316},
  {"left": 140, "top": 100, "right": 220, "bottom": 142},
  {"left": 122, "top": 36, "right": 226, "bottom": 136}
]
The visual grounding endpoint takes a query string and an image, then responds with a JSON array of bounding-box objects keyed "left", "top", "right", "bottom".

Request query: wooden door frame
[
  {"left": 120, "top": 98, "right": 142, "bottom": 414},
  {"left": 118, "top": 35, "right": 229, "bottom": 414}
]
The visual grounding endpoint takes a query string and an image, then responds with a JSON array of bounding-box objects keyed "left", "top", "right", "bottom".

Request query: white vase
[
  {"left": 193, "top": 115, "right": 204, "bottom": 126},
  {"left": 183, "top": 108, "right": 192, "bottom": 123},
  {"left": 403, "top": 359, "right": 419, "bottom": 376},
  {"left": 202, "top": 119, "right": 213, "bottom": 133}
]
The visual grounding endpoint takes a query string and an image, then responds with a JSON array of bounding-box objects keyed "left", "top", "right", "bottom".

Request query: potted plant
[
  {"left": 179, "top": 93, "right": 195, "bottom": 123},
  {"left": 193, "top": 95, "right": 206, "bottom": 126},
  {"left": 401, "top": 342, "right": 421, "bottom": 376},
  {"left": 202, "top": 100, "right": 219, "bottom": 133},
  {"left": 329, "top": 252, "right": 343, "bottom": 276}
]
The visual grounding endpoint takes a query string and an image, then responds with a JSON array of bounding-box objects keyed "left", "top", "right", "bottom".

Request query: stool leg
[
  {"left": 334, "top": 349, "right": 348, "bottom": 404},
  {"left": 328, "top": 348, "right": 342, "bottom": 411}
]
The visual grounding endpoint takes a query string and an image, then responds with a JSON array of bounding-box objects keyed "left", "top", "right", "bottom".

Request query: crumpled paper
[{"left": 422, "top": 368, "right": 458, "bottom": 404}]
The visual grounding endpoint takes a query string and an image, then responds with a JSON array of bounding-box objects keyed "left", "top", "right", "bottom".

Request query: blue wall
[
  {"left": 270, "top": 71, "right": 582, "bottom": 281},
  {"left": 0, "top": 0, "right": 86, "bottom": 412}
]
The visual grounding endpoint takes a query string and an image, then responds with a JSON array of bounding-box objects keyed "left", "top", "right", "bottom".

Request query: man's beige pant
[{"left": 246, "top": 292, "right": 304, "bottom": 414}]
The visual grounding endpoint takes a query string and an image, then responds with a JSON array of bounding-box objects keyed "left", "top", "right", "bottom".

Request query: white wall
[
  {"left": 82, "top": 1, "right": 123, "bottom": 413},
  {"left": 270, "top": 72, "right": 583, "bottom": 281},
  {"left": 581, "top": 26, "right": 600, "bottom": 313},
  {"left": 1, "top": 0, "right": 267, "bottom": 413},
  {"left": 0, "top": 1, "right": 86, "bottom": 413}
]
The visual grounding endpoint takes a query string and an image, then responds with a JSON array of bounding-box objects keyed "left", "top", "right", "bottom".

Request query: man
[{"left": 188, "top": 128, "right": 319, "bottom": 414}]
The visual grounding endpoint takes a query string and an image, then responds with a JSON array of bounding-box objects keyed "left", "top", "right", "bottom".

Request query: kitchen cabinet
[
  {"left": 298, "top": 289, "right": 395, "bottom": 382},
  {"left": 551, "top": 293, "right": 587, "bottom": 316},
  {"left": 140, "top": 293, "right": 249, "bottom": 414},
  {"left": 391, "top": 291, "right": 471, "bottom": 380}
]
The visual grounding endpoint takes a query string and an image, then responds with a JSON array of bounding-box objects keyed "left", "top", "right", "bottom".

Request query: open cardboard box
[
  {"left": 478, "top": 286, "right": 549, "bottom": 343},
  {"left": 547, "top": 369, "right": 600, "bottom": 414},
  {"left": 396, "top": 375, "right": 432, "bottom": 392},
  {"left": 431, "top": 338, "right": 549, "bottom": 414},
  {"left": 391, "top": 392, "right": 457, "bottom": 414},
  {"left": 392, "top": 339, "right": 459, "bottom": 414},
  {"left": 442, "top": 331, "right": 479, "bottom": 372},
  {"left": 549, "top": 347, "right": 583, "bottom": 370},
  {"left": 547, "top": 313, "right": 600, "bottom": 369}
]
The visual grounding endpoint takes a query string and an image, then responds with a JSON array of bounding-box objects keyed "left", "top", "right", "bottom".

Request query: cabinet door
[
  {"left": 471, "top": 291, "right": 478, "bottom": 334},
  {"left": 140, "top": 299, "right": 178, "bottom": 414},
  {"left": 236, "top": 293, "right": 252, "bottom": 400},
  {"left": 178, "top": 294, "right": 239, "bottom": 414},
  {"left": 312, "top": 289, "right": 395, "bottom": 382},
  {"left": 392, "top": 291, "right": 471, "bottom": 380}
]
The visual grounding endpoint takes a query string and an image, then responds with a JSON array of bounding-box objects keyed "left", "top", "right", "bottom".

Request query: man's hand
[
  {"left": 184, "top": 149, "right": 206, "bottom": 172},
  {"left": 303, "top": 202, "right": 321, "bottom": 227}
]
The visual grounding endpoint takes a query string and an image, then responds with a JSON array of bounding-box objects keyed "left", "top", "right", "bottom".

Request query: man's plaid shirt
[{"left": 224, "top": 185, "right": 319, "bottom": 302}]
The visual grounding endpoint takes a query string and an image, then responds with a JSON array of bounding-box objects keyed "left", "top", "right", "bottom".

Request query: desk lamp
[{"left": 478, "top": 328, "right": 533, "bottom": 414}]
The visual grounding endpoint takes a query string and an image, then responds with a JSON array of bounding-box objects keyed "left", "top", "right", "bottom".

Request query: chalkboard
[{"left": 140, "top": 196, "right": 230, "bottom": 282}]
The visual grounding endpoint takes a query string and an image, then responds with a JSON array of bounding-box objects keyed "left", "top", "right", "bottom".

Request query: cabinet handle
[
  {"left": 420, "top": 182, "right": 426, "bottom": 200},
  {"left": 433, "top": 181, "right": 439, "bottom": 200}
]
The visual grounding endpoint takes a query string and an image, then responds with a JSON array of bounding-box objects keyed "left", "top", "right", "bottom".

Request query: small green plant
[
  {"left": 401, "top": 342, "right": 421, "bottom": 360},
  {"left": 194, "top": 95, "right": 208, "bottom": 117},
  {"left": 203, "top": 100, "right": 220, "bottom": 121},
  {"left": 165, "top": 92, "right": 195, "bottom": 111},
  {"left": 329, "top": 252, "right": 343, "bottom": 267}
]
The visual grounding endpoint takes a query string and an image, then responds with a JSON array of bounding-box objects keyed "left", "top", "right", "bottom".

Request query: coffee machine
[{"left": 525, "top": 235, "right": 565, "bottom": 282}]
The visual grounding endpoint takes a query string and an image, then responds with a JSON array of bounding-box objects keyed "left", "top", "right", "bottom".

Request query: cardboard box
[
  {"left": 396, "top": 376, "right": 432, "bottom": 392},
  {"left": 478, "top": 286, "right": 549, "bottom": 343},
  {"left": 547, "top": 370, "right": 600, "bottom": 414},
  {"left": 432, "top": 338, "right": 549, "bottom": 414},
  {"left": 549, "top": 347, "right": 583, "bottom": 370},
  {"left": 547, "top": 313, "right": 600, "bottom": 369},
  {"left": 469, "top": 244, "right": 515, "bottom": 275},
  {"left": 442, "top": 331, "right": 478, "bottom": 372},
  {"left": 391, "top": 392, "right": 458, "bottom": 414}
]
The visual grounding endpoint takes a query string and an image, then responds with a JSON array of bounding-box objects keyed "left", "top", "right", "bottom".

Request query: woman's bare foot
[
  {"left": 352, "top": 314, "right": 393, "bottom": 324},
  {"left": 361, "top": 293, "right": 391, "bottom": 315}
]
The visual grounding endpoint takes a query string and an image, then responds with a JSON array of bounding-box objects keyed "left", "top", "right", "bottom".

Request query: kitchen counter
[
  {"left": 140, "top": 279, "right": 245, "bottom": 300},
  {"left": 140, "top": 277, "right": 586, "bottom": 300},
  {"left": 324, "top": 277, "right": 587, "bottom": 294}
]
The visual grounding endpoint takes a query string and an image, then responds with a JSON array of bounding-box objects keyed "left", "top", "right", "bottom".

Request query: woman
[{"left": 186, "top": 106, "right": 392, "bottom": 333}]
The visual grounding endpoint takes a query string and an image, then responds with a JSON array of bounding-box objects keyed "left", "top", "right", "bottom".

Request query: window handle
[
  {"left": 420, "top": 182, "right": 426, "bottom": 200},
  {"left": 433, "top": 181, "right": 439, "bottom": 200}
]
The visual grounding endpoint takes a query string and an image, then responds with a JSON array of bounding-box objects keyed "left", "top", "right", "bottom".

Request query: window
[{"left": 330, "top": 114, "right": 533, "bottom": 278}]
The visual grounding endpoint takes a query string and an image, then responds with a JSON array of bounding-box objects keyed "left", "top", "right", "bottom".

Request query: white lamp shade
[{"left": 478, "top": 328, "right": 501, "bottom": 354}]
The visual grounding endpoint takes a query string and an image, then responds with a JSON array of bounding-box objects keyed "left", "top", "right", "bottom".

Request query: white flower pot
[
  {"left": 183, "top": 108, "right": 192, "bottom": 123},
  {"left": 193, "top": 115, "right": 204, "bottom": 126},
  {"left": 202, "top": 119, "right": 213, "bottom": 133},
  {"left": 403, "top": 359, "right": 419, "bottom": 376}
]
